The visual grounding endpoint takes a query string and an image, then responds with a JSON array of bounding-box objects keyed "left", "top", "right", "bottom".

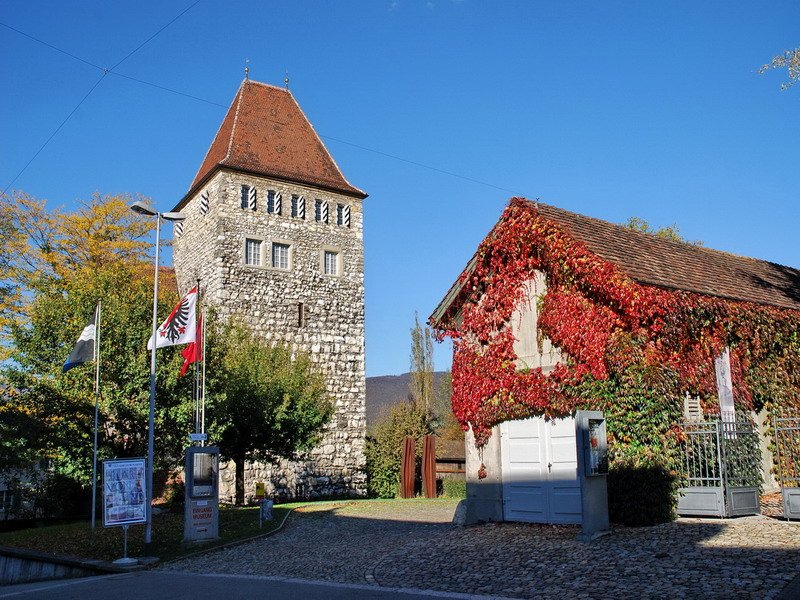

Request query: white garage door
[{"left": 500, "top": 416, "right": 582, "bottom": 524}]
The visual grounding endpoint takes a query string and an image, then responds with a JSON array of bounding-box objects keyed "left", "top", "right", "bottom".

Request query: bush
[
  {"left": 365, "top": 401, "right": 434, "bottom": 498},
  {"left": 441, "top": 477, "right": 466, "bottom": 499},
  {"left": 606, "top": 460, "right": 676, "bottom": 526}
]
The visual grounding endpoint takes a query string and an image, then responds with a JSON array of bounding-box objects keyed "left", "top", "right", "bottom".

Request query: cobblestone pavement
[{"left": 164, "top": 499, "right": 800, "bottom": 600}]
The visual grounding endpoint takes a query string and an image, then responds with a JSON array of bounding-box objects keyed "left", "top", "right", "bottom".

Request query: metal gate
[
  {"left": 774, "top": 411, "right": 800, "bottom": 520},
  {"left": 677, "top": 416, "right": 761, "bottom": 517}
]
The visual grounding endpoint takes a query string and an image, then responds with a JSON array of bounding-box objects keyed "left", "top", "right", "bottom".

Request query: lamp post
[{"left": 130, "top": 201, "right": 185, "bottom": 555}]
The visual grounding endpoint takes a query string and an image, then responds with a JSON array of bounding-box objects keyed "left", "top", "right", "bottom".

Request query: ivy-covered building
[{"left": 430, "top": 198, "right": 800, "bottom": 524}]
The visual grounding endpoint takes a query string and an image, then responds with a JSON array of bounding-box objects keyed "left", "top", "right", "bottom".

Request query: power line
[
  {"left": 107, "top": 0, "right": 202, "bottom": 72},
  {"left": 2, "top": 5, "right": 528, "bottom": 199},
  {"left": 3, "top": 74, "right": 107, "bottom": 195},
  {"left": 0, "top": 22, "right": 105, "bottom": 72},
  {"left": 319, "top": 133, "right": 525, "bottom": 196},
  {"left": 1, "top": 2, "right": 201, "bottom": 193}
]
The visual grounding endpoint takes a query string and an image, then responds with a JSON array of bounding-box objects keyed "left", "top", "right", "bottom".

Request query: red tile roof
[
  {"left": 177, "top": 80, "right": 366, "bottom": 208},
  {"left": 431, "top": 198, "right": 800, "bottom": 324}
]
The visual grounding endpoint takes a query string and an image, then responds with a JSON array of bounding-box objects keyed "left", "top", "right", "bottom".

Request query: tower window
[
  {"left": 271, "top": 242, "right": 290, "bottom": 270},
  {"left": 267, "top": 190, "right": 282, "bottom": 215},
  {"left": 241, "top": 185, "right": 256, "bottom": 210},
  {"left": 336, "top": 204, "right": 344, "bottom": 226},
  {"left": 324, "top": 250, "right": 338, "bottom": 275},
  {"left": 314, "top": 199, "right": 328, "bottom": 223},
  {"left": 244, "top": 238, "right": 262, "bottom": 266}
]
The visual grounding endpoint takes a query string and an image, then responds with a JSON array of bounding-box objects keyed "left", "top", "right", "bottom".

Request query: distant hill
[{"left": 365, "top": 371, "right": 449, "bottom": 432}]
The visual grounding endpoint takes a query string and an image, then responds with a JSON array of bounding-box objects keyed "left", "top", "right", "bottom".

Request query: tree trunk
[{"left": 234, "top": 455, "right": 245, "bottom": 505}]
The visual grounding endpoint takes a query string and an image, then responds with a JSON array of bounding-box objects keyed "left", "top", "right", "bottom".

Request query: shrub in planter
[{"left": 607, "top": 460, "right": 676, "bottom": 526}]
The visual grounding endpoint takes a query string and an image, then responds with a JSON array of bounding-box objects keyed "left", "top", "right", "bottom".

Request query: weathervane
[{"left": 245, "top": 59, "right": 250, "bottom": 81}]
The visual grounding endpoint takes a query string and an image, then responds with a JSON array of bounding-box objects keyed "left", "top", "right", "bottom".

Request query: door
[{"left": 500, "top": 416, "right": 582, "bottom": 524}]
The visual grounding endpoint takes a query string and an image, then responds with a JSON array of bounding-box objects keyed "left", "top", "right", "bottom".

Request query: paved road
[
  {"left": 162, "top": 499, "right": 800, "bottom": 600},
  {"left": 0, "top": 572, "right": 513, "bottom": 600}
]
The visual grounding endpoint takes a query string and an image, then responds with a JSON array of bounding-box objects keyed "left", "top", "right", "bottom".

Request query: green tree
[
  {"left": 0, "top": 192, "right": 192, "bottom": 487},
  {"left": 207, "top": 322, "right": 333, "bottom": 505},
  {"left": 760, "top": 48, "right": 800, "bottom": 90},
  {"left": 623, "top": 217, "right": 701, "bottom": 245},
  {"left": 409, "top": 312, "right": 434, "bottom": 412}
]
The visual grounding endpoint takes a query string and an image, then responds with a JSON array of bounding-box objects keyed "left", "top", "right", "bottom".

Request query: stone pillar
[{"left": 462, "top": 425, "right": 504, "bottom": 524}]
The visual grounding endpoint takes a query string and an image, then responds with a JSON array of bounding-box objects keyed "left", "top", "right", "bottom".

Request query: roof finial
[
  {"left": 534, "top": 197, "right": 540, "bottom": 209},
  {"left": 244, "top": 58, "right": 250, "bottom": 81},
  {"left": 284, "top": 68, "right": 290, "bottom": 90}
]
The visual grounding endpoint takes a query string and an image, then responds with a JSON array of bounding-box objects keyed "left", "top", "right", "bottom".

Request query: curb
[{"left": 162, "top": 505, "right": 298, "bottom": 564}]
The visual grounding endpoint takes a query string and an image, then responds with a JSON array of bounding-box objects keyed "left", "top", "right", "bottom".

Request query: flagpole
[
  {"left": 91, "top": 301, "right": 101, "bottom": 531},
  {"left": 201, "top": 305, "right": 207, "bottom": 447},
  {"left": 194, "top": 278, "right": 201, "bottom": 436}
]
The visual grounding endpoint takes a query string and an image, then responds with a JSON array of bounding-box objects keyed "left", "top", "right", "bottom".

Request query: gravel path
[{"left": 164, "top": 499, "right": 800, "bottom": 599}]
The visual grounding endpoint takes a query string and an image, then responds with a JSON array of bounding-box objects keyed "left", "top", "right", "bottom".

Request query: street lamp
[{"left": 130, "top": 200, "right": 185, "bottom": 556}]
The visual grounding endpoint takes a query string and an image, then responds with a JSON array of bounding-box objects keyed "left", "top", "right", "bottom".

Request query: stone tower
[{"left": 171, "top": 79, "right": 368, "bottom": 501}]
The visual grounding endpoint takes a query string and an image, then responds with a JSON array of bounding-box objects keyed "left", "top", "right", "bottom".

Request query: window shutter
[
  {"left": 298, "top": 196, "right": 306, "bottom": 219},
  {"left": 248, "top": 187, "right": 257, "bottom": 211},
  {"left": 344, "top": 205, "right": 351, "bottom": 228},
  {"left": 174, "top": 222, "right": 184, "bottom": 237},
  {"left": 274, "top": 192, "right": 282, "bottom": 215},
  {"left": 321, "top": 201, "right": 329, "bottom": 223},
  {"left": 200, "top": 191, "right": 209, "bottom": 215}
]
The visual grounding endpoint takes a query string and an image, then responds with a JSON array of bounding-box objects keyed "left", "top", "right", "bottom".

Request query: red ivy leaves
[{"left": 434, "top": 198, "right": 800, "bottom": 450}]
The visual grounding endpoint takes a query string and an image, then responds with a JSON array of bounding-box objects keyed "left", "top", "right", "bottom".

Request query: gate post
[{"left": 576, "top": 410, "right": 610, "bottom": 542}]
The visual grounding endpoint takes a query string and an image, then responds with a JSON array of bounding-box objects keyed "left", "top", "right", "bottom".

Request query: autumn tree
[
  {"left": 760, "top": 48, "right": 800, "bottom": 90},
  {"left": 0, "top": 191, "right": 192, "bottom": 486},
  {"left": 207, "top": 322, "right": 333, "bottom": 505}
]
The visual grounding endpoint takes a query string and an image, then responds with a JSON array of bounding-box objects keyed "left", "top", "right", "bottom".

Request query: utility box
[
  {"left": 184, "top": 446, "right": 219, "bottom": 543},
  {"left": 575, "top": 410, "right": 610, "bottom": 542}
]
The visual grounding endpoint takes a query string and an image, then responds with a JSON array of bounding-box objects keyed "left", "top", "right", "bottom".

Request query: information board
[{"left": 103, "top": 458, "right": 147, "bottom": 527}]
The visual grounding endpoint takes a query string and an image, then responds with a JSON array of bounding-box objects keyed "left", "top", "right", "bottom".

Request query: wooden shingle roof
[
  {"left": 432, "top": 198, "right": 800, "bottom": 324},
  {"left": 176, "top": 80, "right": 366, "bottom": 209}
]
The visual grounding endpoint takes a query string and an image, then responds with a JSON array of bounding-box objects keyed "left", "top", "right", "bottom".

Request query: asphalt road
[{"left": 0, "top": 572, "right": 513, "bottom": 600}]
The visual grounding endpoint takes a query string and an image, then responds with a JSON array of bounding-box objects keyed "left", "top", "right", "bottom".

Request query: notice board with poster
[{"left": 103, "top": 458, "right": 147, "bottom": 527}]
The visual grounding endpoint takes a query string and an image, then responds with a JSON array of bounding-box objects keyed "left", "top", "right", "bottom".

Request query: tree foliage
[
  {"left": 0, "top": 191, "right": 192, "bottom": 486},
  {"left": 409, "top": 312, "right": 434, "bottom": 412},
  {"left": 760, "top": 48, "right": 800, "bottom": 90},
  {"left": 206, "top": 322, "right": 333, "bottom": 505},
  {"left": 623, "top": 217, "right": 700, "bottom": 245},
  {"left": 364, "top": 401, "right": 434, "bottom": 498}
]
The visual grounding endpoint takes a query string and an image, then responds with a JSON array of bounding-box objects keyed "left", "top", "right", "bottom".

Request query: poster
[{"left": 103, "top": 458, "right": 147, "bottom": 527}]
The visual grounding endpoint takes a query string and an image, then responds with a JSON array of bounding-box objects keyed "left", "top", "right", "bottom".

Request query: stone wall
[{"left": 172, "top": 169, "right": 367, "bottom": 500}]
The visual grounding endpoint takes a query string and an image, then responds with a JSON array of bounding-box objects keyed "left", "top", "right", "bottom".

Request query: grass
[{"left": 0, "top": 503, "right": 297, "bottom": 563}]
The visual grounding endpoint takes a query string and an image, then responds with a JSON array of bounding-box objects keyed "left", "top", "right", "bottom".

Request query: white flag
[{"left": 147, "top": 287, "right": 197, "bottom": 350}]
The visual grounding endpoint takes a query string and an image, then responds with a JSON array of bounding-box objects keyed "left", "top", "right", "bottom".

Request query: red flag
[{"left": 179, "top": 316, "right": 202, "bottom": 377}]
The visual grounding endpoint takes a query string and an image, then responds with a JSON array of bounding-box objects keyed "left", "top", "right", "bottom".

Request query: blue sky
[{"left": 1, "top": 1, "right": 798, "bottom": 377}]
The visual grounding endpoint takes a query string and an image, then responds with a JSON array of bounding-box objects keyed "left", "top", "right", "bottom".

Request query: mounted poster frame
[{"left": 103, "top": 457, "right": 147, "bottom": 527}]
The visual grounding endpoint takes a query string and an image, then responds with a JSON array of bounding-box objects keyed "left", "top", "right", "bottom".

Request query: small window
[
  {"left": 324, "top": 250, "right": 339, "bottom": 276},
  {"left": 245, "top": 238, "right": 262, "bottom": 266},
  {"left": 336, "top": 204, "right": 344, "bottom": 226},
  {"left": 267, "top": 190, "right": 282, "bottom": 215},
  {"left": 298, "top": 302, "right": 306, "bottom": 328},
  {"left": 291, "top": 195, "right": 299, "bottom": 218},
  {"left": 315, "top": 199, "right": 328, "bottom": 223},
  {"left": 242, "top": 185, "right": 256, "bottom": 210},
  {"left": 271, "top": 242, "right": 290, "bottom": 269}
]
